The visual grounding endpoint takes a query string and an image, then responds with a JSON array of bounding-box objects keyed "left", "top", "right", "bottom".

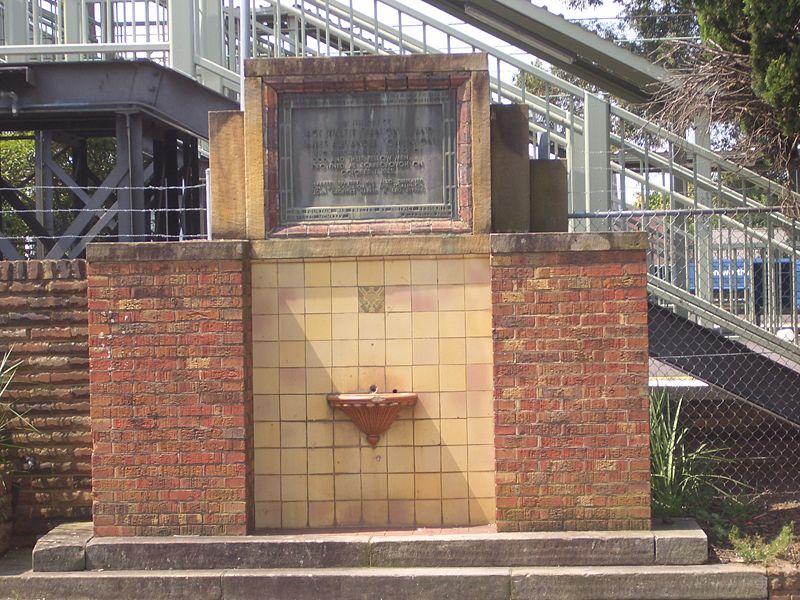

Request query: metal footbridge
[{"left": 3, "top": 0, "right": 800, "bottom": 424}]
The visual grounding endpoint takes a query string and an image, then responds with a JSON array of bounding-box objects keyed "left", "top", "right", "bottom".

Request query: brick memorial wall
[
  {"left": 88, "top": 242, "right": 254, "bottom": 536},
  {"left": 491, "top": 233, "right": 651, "bottom": 531},
  {"left": 0, "top": 260, "right": 91, "bottom": 544}
]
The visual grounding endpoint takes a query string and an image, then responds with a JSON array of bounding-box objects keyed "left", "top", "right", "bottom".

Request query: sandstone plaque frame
[
  {"left": 241, "top": 54, "right": 490, "bottom": 239},
  {"left": 278, "top": 90, "right": 457, "bottom": 223}
]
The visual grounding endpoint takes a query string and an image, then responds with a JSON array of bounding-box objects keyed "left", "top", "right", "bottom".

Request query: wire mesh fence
[{"left": 572, "top": 209, "right": 800, "bottom": 495}]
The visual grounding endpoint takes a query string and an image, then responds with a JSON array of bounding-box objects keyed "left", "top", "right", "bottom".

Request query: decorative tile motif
[{"left": 358, "top": 286, "right": 385, "bottom": 313}]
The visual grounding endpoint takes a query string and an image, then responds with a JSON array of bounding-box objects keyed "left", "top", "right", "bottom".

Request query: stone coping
[
  {"left": 245, "top": 53, "right": 487, "bottom": 77},
  {"left": 86, "top": 240, "right": 248, "bottom": 262},
  {"left": 490, "top": 231, "right": 648, "bottom": 253}
]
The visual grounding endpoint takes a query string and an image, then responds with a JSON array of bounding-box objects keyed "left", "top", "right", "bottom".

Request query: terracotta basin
[{"left": 327, "top": 391, "right": 418, "bottom": 446}]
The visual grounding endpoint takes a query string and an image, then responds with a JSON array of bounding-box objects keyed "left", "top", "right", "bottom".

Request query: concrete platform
[{"left": 31, "top": 521, "right": 709, "bottom": 571}]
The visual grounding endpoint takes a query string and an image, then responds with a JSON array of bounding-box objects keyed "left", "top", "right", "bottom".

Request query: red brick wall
[
  {"left": 491, "top": 233, "right": 651, "bottom": 531},
  {"left": 0, "top": 260, "right": 91, "bottom": 545},
  {"left": 87, "top": 242, "right": 254, "bottom": 536},
  {"left": 769, "top": 564, "right": 800, "bottom": 599}
]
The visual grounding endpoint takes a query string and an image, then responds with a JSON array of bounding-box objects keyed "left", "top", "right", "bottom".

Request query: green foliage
[
  {"left": 728, "top": 522, "right": 794, "bottom": 565},
  {"left": 650, "top": 389, "right": 741, "bottom": 519}
]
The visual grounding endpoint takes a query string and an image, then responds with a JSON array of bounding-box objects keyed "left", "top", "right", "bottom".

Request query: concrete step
[
  {"left": 32, "top": 521, "right": 709, "bottom": 572},
  {"left": 0, "top": 563, "right": 767, "bottom": 600}
]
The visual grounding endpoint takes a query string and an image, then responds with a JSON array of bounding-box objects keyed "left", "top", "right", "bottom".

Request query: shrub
[{"left": 729, "top": 522, "right": 794, "bottom": 565}]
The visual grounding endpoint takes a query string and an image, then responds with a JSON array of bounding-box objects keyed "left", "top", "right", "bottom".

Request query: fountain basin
[{"left": 327, "top": 392, "right": 417, "bottom": 446}]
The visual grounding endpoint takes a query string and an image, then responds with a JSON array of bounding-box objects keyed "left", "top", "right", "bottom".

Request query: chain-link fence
[{"left": 572, "top": 209, "right": 800, "bottom": 495}]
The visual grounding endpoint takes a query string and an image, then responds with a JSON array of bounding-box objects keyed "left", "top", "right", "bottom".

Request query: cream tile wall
[{"left": 251, "top": 256, "right": 495, "bottom": 529}]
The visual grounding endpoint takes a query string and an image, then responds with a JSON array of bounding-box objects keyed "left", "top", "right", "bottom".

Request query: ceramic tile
[
  {"left": 253, "top": 369, "right": 280, "bottom": 394},
  {"left": 282, "top": 501, "right": 308, "bottom": 528},
  {"left": 384, "top": 420, "right": 413, "bottom": 446},
  {"left": 307, "top": 421, "right": 334, "bottom": 448},
  {"left": 363, "top": 500, "right": 389, "bottom": 524},
  {"left": 385, "top": 338, "right": 412, "bottom": 366},
  {"left": 361, "top": 473, "right": 388, "bottom": 499},
  {"left": 387, "top": 446, "right": 414, "bottom": 473},
  {"left": 385, "top": 366, "right": 413, "bottom": 392},
  {"left": 254, "top": 449, "right": 280, "bottom": 475},
  {"left": 308, "top": 448, "right": 334, "bottom": 474},
  {"left": 253, "top": 342, "right": 279, "bottom": 368},
  {"left": 467, "top": 445, "right": 495, "bottom": 472},
  {"left": 255, "top": 475, "right": 281, "bottom": 501},
  {"left": 335, "top": 500, "right": 362, "bottom": 525},
  {"left": 463, "top": 256, "right": 491, "bottom": 284},
  {"left": 388, "top": 473, "right": 415, "bottom": 499},
  {"left": 414, "top": 473, "right": 442, "bottom": 499},
  {"left": 308, "top": 476, "right": 335, "bottom": 501},
  {"left": 412, "top": 338, "right": 439, "bottom": 365},
  {"left": 469, "top": 497, "right": 495, "bottom": 525},
  {"left": 410, "top": 259, "right": 437, "bottom": 285},
  {"left": 440, "top": 419, "right": 468, "bottom": 445},
  {"left": 412, "top": 311, "right": 438, "bottom": 338},
  {"left": 278, "top": 341, "right": 306, "bottom": 368},
  {"left": 468, "top": 471, "right": 495, "bottom": 499},
  {"left": 305, "top": 314, "right": 332, "bottom": 341},
  {"left": 437, "top": 284, "right": 465, "bottom": 311},
  {"left": 466, "top": 390, "right": 493, "bottom": 419},
  {"left": 254, "top": 421, "right": 280, "bottom": 448},
  {"left": 252, "top": 262, "right": 278, "bottom": 288},
  {"left": 281, "top": 449, "right": 308, "bottom": 475},
  {"left": 281, "top": 422, "right": 306, "bottom": 448},
  {"left": 307, "top": 394, "right": 332, "bottom": 421},
  {"left": 413, "top": 418, "right": 441, "bottom": 445},
  {"left": 358, "top": 286, "right": 385, "bottom": 313},
  {"left": 465, "top": 337, "right": 492, "bottom": 365},
  {"left": 332, "top": 313, "right": 359, "bottom": 340},
  {"left": 278, "top": 262, "right": 304, "bottom": 287},
  {"left": 278, "top": 314, "right": 304, "bottom": 341},
  {"left": 253, "top": 394, "right": 280, "bottom": 421},
  {"left": 331, "top": 287, "right": 359, "bottom": 313},
  {"left": 384, "top": 259, "right": 411, "bottom": 285},
  {"left": 305, "top": 286, "right": 332, "bottom": 314},
  {"left": 384, "top": 285, "right": 412, "bottom": 312},
  {"left": 385, "top": 312, "right": 412, "bottom": 339},
  {"left": 279, "top": 368, "right": 306, "bottom": 395},
  {"left": 439, "top": 338, "right": 466, "bottom": 365},
  {"left": 254, "top": 502, "right": 281, "bottom": 528},
  {"left": 467, "top": 417, "right": 494, "bottom": 445},
  {"left": 306, "top": 340, "right": 332, "bottom": 368},
  {"left": 357, "top": 260, "right": 384, "bottom": 286},
  {"left": 308, "top": 501, "right": 335, "bottom": 526},
  {"left": 252, "top": 288, "right": 278, "bottom": 315},
  {"left": 332, "top": 339, "right": 359, "bottom": 367},
  {"left": 357, "top": 367, "right": 386, "bottom": 393},
  {"left": 306, "top": 367, "right": 333, "bottom": 394},
  {"left": 330, "top": 367, "right": 359, "bottom": 394},
  {"left": 441, "top": 472, "right": 469, "bottom": 499},
  {"left": 413, "top": 392, "right": 440, "bottom": 419},
  {"left": 280, "top": 394, "right": 306, "bottom": 421},
  {"left": 411, "top": 285, "right": 437, "bottom": 311},
  {"left": 465, "top": 310, "right": 492, "bottom": 337},
  {"left": 252, "top": 315, "right": 278, "bottom": 341},
  {"left": 439, "top": 311, "right": 466, "bottom": 338},
  {"left": 464, "top": 283, "right": 491, "bottom": 310},
  {"left": 334, "top": 475, "right": 362, "bottom": 501},
  {"left": 334, "top": 447, "right": 361, "bottom": 473},
  {"left": 331, "top": 261, "right": 358, "bottom": 287},
  {"left": 440, "top": 364, "right": 466, "bottom": 392},
  {"left": 441, "top": 445, "right": 469, "bottom": 472},
  {"left": 437, "top": 257, "right": 465, "bottom": 284},
  {"left": 442, "top": 499, "right": 470, "bottom": 525},
  {"left": 358, "top": 313, "right": 385, "bottom": 340},
  {"left": 414, "top": 446, "right": 441, "bottom": 473},
  {"left": 388, "top": 500, "right": 415, "bottom": 525},
  {"left": 466, "top": 363, "right": 493, "bottom": 391},
  {"left": 439, "top": 391, "right": 467, "bottom": 419},
  {"left": 412, "top": 365, "right": 439, "bottom": 392},
  {"left": 360, "top": 447, "right": 388, "bottom": 473},
  {"left": 415, "top": 500, "right": 442, "bottom": 526},
  {"left": 304, "top": 261, "right": 331, "bottom": 287},
  {"left": 277, "top": 287, "right": 305, "bottom": 314}
]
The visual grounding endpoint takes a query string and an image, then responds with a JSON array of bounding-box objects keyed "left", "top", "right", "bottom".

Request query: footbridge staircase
[{"left": 3, "top": 0, "right": 800, "bottom": 431}]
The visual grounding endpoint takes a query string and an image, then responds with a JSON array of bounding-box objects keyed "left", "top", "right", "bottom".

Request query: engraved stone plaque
[{"left": 279, "top": 90, "right": 456, "bottom": 223}]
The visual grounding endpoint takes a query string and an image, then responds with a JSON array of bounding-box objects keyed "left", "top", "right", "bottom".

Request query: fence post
[{"left": 583, "top": 92, "right": 612, "bottom": 229}]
